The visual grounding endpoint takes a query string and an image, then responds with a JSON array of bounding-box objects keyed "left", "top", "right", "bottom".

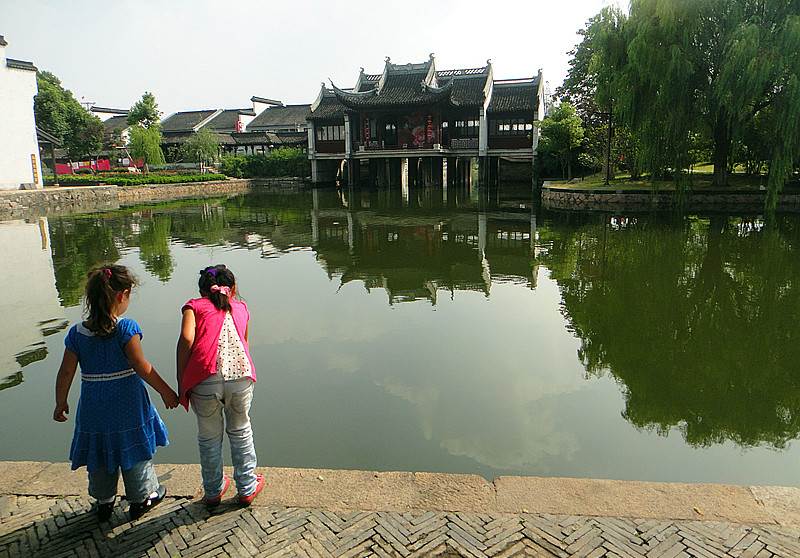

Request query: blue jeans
[
  {"left": 190, "top": 376, "right": 257, "bottom": 499},
  {"left": 88, "top": 460, "right": 158, "bottom": 504}
]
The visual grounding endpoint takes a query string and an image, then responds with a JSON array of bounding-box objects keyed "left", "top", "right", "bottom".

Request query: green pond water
[{"left": 3, "top": 183, "right": 800, "bottom": 487}]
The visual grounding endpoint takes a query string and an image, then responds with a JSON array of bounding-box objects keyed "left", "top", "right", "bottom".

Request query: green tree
[
  {"left": 67, "top": 114, "right": 105, "bottom": 162},
  {"left": 538, "top": 102, "right": 585, "bottom": 181},
  {"left": 129, "top": 125, "right": 165, "bottom": 171},
  {"left": 34, "top": 70, "right": 105, "bottom": 161},
  {"left": 593, "top": 0, "right": 800, "bottom": 207},
  {"left": 183, "top": 127, "right": 221, "bottom": 172},
  {"left": 127, "top": 92, "right": 160, "bottom": 129}
]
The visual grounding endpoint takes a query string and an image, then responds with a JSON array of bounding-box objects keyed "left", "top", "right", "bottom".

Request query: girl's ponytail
[
  {"left": 84, "top": 265, "right": 137, "bottom": 336},
  {"left": 198, "top": 265, "right": 235, "bottom": 312}
]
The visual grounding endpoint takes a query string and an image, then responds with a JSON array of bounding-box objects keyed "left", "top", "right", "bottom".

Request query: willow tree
[
  {"left": 129, "top": 125, "right": 165, "bottom": 171},
  {"left": 594, "top": 0, "right": 800, "bottom": 208}
]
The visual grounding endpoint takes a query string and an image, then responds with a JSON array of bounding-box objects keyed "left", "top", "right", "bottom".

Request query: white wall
[{"left": 0, "top": 41, "right": 43, "bottom": 190}]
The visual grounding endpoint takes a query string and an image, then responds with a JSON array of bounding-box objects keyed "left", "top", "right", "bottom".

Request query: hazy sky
[{"left": 2, "top": 0, "right": 622, "bottom": 119}]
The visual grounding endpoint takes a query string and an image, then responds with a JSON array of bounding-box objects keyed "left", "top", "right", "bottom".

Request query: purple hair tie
[{"left": 200, "top": 268, "right": 217, "bottom": 277}]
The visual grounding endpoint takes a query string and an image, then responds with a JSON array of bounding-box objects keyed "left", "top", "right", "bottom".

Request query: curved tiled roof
[
  {"left": 488, "top": 79, "right": 540, "bottom": 113},
  {"left": 308, "top": 90, "right": 347, "bottom": 121}
]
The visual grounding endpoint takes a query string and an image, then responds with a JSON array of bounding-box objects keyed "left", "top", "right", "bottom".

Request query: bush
[
  {"left": 43, "top": 172, "right": 227, "bottom": 187},
  {"left": 75, "top": 168, "right": 93, "bottom": 175},
  {"left": 219, "top": 148, "right": 309, "bottom": 179}
]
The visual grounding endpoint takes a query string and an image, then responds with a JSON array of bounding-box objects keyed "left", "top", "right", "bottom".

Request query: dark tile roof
[
  {"left": 356, "top": 73, "right": 380, "bottom": 92},
  {"left": 36, "top": 127, "right": 61, "bottom": 145},
  {"left": 271, "top": 131, "right": 307, "bottom": 145},
  {"left": 160, "top": 110, "right": 217, "bottom": 132},
  {"left": 91, "top": 107, "right": 129, "bottom": 116},
  {"left": 333, "top": 77, "right": 452, "bottom": 108},
  {"left": 248, "top": 104, "right": 311, "bottom": 129},
  {"left": 440, "top": 74, "right": 490, "bottom": 107},
  {"left": 205, "top": 109, "right": 248, "bottom": 131},
  {"left": 6, "top": 58, "right": 36, "bottom": 72},
  {"left": 0, "top": 36, "right": 7, "bottom": 46},
  {"left": 251, "top": 96, "right": 282, "bottom": 106},
  {"left": 232, "top": 132, "right": 276, "bottom": 146},
  {"left": 161, "top": 131, "right": 236, "bottom": 145},
  {"left": 103, "top": 115, "right": 130, "bottom": 134},
  {"left": 308, "top": 91, "right": 346, "bottom": 121},
  {"left": 487, "top": 79, "right": 540, "bottom": 113}
]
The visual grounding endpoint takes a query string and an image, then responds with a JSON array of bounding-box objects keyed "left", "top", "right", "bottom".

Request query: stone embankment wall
[
  {"left": 542, "top": 186, "right": 800, "bottom": 213},
  {"left": 0, "top": 178, "right": 306, "bottom": 220}
]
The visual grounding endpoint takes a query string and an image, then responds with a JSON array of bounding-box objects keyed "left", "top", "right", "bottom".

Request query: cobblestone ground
[{"left": 2, "top": 494, "right": 800, "bottom": 557}]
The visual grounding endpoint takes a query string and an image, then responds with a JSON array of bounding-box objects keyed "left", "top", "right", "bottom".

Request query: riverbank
[
  {"left": 542, "top": 181, "right": 800, "bottom": 212},
  {"left": 3, "top": 462, "right": 800, "bottom": 557},
  {"left": 0, "top": 177, "right": 306, "bottom": 220}
]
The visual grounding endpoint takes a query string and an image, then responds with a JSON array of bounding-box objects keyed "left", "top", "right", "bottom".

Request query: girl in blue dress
[{"left": 53, "top": 264, "right": 179, "bottom": 522}]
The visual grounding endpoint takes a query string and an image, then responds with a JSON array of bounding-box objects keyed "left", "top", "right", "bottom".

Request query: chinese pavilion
[{"left": 307, "top": 55, "right": 544, "bottom": 184}]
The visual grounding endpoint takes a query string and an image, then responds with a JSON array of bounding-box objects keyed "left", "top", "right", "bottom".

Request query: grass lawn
[{"left": 547, "top": 169, "right": 770, "bottom": 191}]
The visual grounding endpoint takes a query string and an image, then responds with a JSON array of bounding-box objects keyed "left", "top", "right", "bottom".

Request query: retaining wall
[
  {"left": 0, "top": 178, "right": 306, "bottom": 220},
  {"left": 542, "top": 186, "right": 800, "bottom": 213}
]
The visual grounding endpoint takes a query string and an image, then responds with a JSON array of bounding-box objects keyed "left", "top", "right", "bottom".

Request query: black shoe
[
  {"left": 97, "top": 497, "right": 115, "bottom": 522},
  {"left": 129, "top": 485, "right": 166, "bottom": 521}
]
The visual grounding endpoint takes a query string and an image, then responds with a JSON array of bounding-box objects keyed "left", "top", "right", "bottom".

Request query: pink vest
[{"left": 179, "top": 297, "right": 256, "bottom": 408}]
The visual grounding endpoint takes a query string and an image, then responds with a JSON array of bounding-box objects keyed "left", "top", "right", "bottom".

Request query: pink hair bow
[{"left": 210, "top": 285, "right": 231, "bottom": 296}]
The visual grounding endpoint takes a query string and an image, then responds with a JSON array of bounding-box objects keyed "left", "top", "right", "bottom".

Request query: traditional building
[
  {"left": 307, "top": 55, "right": 545, "bottom": 184},
  {"left": 0, "top": 35, "right": 43, "bottom": 190},
  {"left": 160, "top": 97, "right": 309, "bottom": 161}
]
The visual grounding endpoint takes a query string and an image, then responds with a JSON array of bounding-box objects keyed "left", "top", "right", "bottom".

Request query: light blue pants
[
  {"left": 190, "top": 375, "right": 257, "bottom": 500},
  {"left": 87, "top": 460, "right": 158, "bottom": 503}
]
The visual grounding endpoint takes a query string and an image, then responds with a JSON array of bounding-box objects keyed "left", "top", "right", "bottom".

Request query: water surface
[{"left": 3, "top": 184, "right": 800, "bottom": 487}]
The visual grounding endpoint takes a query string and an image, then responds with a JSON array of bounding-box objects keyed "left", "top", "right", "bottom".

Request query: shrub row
[
  {"left": 219, "top": 147, "right": 310, "bottom": 179},
  {"left": 44, "top": 173, "right": 227, "bottom": 187}
]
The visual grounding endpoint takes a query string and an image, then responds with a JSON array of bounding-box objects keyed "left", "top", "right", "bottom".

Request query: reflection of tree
[
  {"left": 541, "top": 214, "right": 800, "bottom": 449},
  {"left": 138, "top": 214, "right": 174, "bottom": 282},
  {"left": 49, "top": 217, "right": 120, "bottom": 307}
]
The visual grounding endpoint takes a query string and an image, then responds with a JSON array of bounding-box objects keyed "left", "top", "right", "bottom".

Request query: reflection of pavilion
[
  {"left": 309, "top": 191, "right": 538, "bottom": 304},
  {"left": 0, "top": 219, "right": 67, "bottom": 390}
]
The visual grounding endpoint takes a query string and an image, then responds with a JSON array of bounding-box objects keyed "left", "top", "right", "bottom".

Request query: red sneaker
[
  {"left": 238, "top": 474, "right": 264, "bottom": 507},
  {"left": 202, "top": 476, "right": 229, "bottom": 508}
]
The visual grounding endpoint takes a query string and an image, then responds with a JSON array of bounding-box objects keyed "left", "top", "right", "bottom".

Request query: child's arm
[
  {"left": 176, "top": 308, "right": 196, "bottom": 391},
  {"left": 124, "top": 335, "right": 180, "bottom": 409},
  {"left": 53, "top": 349, "right": 78, "bottom": 422}
]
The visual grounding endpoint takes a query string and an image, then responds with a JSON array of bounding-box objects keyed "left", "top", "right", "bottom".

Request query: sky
[{"left": 1, "top": 0, "right": 623, "bottom": 119}]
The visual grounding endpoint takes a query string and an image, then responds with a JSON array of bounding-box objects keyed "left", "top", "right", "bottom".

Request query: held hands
[
  {"left": 53, "top": 402, "right": 69, "bottom": 422},
  {"left": 161, "top": 387, "right": 180, "bottom": 409}
]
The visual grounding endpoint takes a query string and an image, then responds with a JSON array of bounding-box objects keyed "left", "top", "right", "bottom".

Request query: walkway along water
[{"left": 2, "top": 461, "right": 800, "bottom": 557}]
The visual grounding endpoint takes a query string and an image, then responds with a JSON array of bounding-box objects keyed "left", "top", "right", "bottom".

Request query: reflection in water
[
  {"left": 0, "top": 219, "right": 67, "bottom": 390},
  {"left": 4, "top": 186, "right": 800, "bottom": 485},
  {"left": 540, "top": 213, "right": 800, "bottom": 449}
]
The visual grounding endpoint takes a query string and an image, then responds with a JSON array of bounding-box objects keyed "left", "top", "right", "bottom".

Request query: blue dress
[{"left": 65, "top": 318, "right": 169, "bottom": 473}]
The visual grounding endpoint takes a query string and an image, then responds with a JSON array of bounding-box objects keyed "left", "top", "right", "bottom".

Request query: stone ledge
[{"left": 2, "top": 461, "right": 796, "bottom": 528}]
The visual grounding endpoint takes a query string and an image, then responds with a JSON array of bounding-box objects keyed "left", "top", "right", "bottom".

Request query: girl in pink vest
[{"left": 176, "top": 264, "right": 263, "bottom": 507}]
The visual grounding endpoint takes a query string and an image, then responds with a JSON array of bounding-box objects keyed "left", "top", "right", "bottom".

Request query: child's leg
[
  {"left": 120, "top": 460, "right": 159, "bottom": 503},
  {"left": 88, "top": 467, "right": 120, "bottom": 501},
  {"left": 223, "top": 377, "right": 258, "bottom": 496},
  {"left": 190, "top": 377, "right": 227, "bottom": 499}
]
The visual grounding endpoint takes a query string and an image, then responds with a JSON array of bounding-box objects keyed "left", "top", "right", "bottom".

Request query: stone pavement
[{"left": 2, "top": 462, "right": 800, "bottom": 557}]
